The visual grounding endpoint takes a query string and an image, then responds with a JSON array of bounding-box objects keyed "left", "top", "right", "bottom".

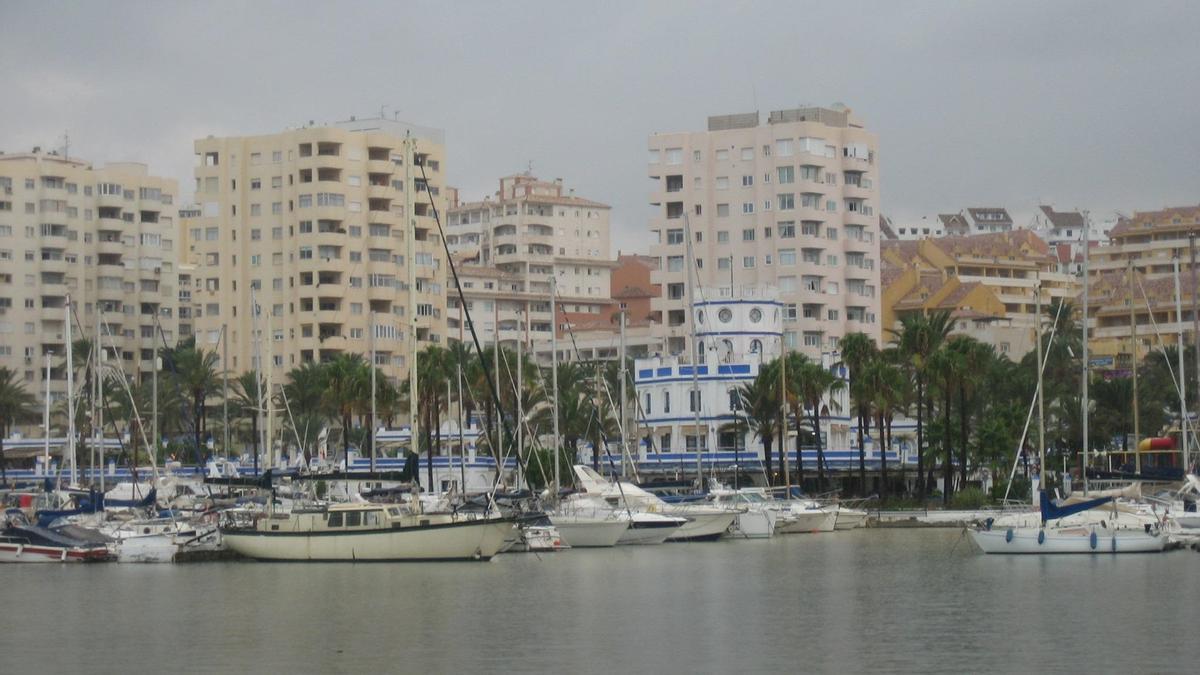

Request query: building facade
[
  {"left": 647, "top": 105, "right": 882, "bottom": 360},
  {"left": 881, "top": 230, "right": 1078, "bottom": 358},
  {"left": 181, "top": 117, "right": 448, "bottom": 385},
  {"left": 0, "top": 149, "right": 180, "bottom": 409},
  {"left": 445, "top": 174, "right": 615, "bottom": 348}
]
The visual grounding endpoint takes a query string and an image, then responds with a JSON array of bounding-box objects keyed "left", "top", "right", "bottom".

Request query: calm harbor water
[{"left": 3, "top": 529, "right": 1198, "bottom": 673}]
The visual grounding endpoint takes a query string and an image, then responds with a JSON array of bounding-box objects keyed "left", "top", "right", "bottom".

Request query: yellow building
[
  {"left": 0, "top": 149, "right": 180, "bottom": 406},
  {"left": 181, "top": 117, "right": 448, "bottom": 385},
  {"left": 881, "top": 230, "right": 1077, "bottom": 357}
]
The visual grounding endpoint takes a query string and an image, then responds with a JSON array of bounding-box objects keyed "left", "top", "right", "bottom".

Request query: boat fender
[
  {"left": 1111, "top": 536, "right": 1117, "bottom": 553},
  {"left": 1005, "top": 528, "right": 1013, "bottom": 543},
  {"left": 1037, "top": 530, "right": 1045, "bottom": 545},
  {"left": 1089, "top": 531, "right": 1098, "bottom": 549}
]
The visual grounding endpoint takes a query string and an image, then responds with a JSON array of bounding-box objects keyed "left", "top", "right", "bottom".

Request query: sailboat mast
[
  {"left": 66, "top": 297, "right": 76, "bottom": 486},
  {"left": 1035, "top": 275, "right": 1045, "bottom": 501},
  {"left": 370, "top": 312, "right": 376, "bottom": 473},
  {"left": 1191, "top": 233, "right": 1200, "bottom": 474},
  {"left": 458, "top": 317, "right": 467, "bottom": 493},
  {"left": 265, "top": 303, "right": 275, "bottom": 468},
  {"left": 682, "top": 213, "right": 703, "bottom": 490},
  {"left": 222, "top": 323, "right": 229, "bottom": 459},
  {"left": 1129, "top": 260, "right": 1140, "bottom": 473},
  {"left": 493, "top": 300, "right": 501, "bottom": 484},
  {"left": 780, "top": 329, "right": 790, "bottom": 491},
  {"left": 1081, "top": 214, "right": 1090, "bottom": 495},
  {"left": 517, "top": 330, "right": 524, "bottom": 489},
  {"left": 405, "top": 133, "right": 420, "bottom": 508},
  {"left": 619, "top": 310, "right": 627, "bottom": 479},
  {"left": 43, "top": 351, "right": 52, "bottom": 476},
  {"left": 551, "top": 274, "right": 560, "bottom": 496},
  {"left": 1174, "top": 258, "right": 1189, "bottom": 471},
  {"left": 96, "top": 307, "right": 104, "bottom": 492}
]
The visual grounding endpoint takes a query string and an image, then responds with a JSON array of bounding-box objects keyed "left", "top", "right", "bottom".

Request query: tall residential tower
[
  {"left": 0, "top": 149, "right": 180, "bottom": 407},
  {"left": 182, "top": 117, "right": 448, "bottom": 385},
  {"left": 647, "top": 105, "right": 882, "bottom": 359}
]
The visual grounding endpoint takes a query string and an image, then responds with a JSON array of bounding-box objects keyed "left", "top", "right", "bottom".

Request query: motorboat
[
  {"left": 774, "top": 500, "right": 839, "bottom": 534},
  {"left": 554, "top": 495, "right": 684, "bottom": 545},
  {"left": 571, "top": 466, "right": 737, "bottom": 542},
  {"left": 708, "top": 489, "right": 777, "bottom": 538},
  {"left": 545, "top": 510, "right": 630, "bottom": 548},
  {"left": 0, "top": 510, "right": 110, "bottom": 563},
  {"left": 834, "top": 507, "right": 869, "bottom": 530},
  {"left": 220, "top": 502, "right": 516, "bottom": 561}
]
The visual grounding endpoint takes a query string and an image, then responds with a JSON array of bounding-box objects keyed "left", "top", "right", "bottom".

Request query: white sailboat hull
[
  {"left": 969, "top": 526, "right": 1168, "bottom": 554},
  {"left": 223, "top": 519, "right": 516, "bottom": 561},
  {"left": 547, "top": 516, "right": 629, "bottom": 548}
]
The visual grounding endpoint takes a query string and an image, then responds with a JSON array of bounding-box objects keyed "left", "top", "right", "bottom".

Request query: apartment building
[
  {"left": 181, "top": 117, "right": 448, "bottom": 385},
  {"left": 940, "top": 208, "right": 1014, "bottom": 236},
  {"left": 0, "top": 149, "right": 180, "bottom": 409},
  {"left": 647, "top": 105, "right": 882, "bottom": 360},
  {"left": 887, "top": 215, "right": 945, "bottom": 240},
  {"left": 881, "top": 229, "right": 1077, "bottom": 357},
  {"left": 1089, "top": 205, "right": 1200, "bottom": 280},
  {"left": 445, "top": 174, "right": 616, "bottom": 347}
]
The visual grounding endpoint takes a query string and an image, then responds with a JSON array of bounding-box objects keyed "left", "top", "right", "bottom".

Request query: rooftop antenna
[{"left": 61, "top": 130, "right": 69, "bottom": 160}]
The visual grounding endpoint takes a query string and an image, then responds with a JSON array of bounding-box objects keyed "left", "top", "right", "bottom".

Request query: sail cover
[{"left": 1040, "top": 490, "right": 1112, "bottom": 524}]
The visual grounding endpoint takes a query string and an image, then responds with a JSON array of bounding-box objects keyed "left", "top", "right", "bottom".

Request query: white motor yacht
[
  {"left": 708, "top": 489, "right": 777, "bottom": 538},
  {"left": 571, "top": 466, "right": 737, "bottom": 542}
]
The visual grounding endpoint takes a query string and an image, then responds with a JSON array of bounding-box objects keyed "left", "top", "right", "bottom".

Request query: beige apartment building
[
  {"left": 647, "top": 106, "right": 882, "bottom": 357},
  {"left": 181, "top": 118, "right": 448, "bottom": 385},
  {"left": 881, "top": 230, "right": 1077, "bottom": 358},
  {"left": 445, "top": 174, "right": 616, "bottom": 349},
  {"left": 0, "top": 149, "right": 180, "bottom": 408},
  {"left": 1090, "top": 205, "right": 1200, "bottom": 279}
]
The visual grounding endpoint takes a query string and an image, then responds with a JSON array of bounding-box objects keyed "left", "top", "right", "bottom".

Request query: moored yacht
[
  {"left": 571, "top": 466, "right": 737, "bottom": 541},
  {"left": 220, "top": 502, "right": 515, "bottom": 561}
]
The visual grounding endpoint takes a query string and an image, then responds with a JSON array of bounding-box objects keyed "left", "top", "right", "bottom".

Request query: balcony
[
  {"left": 39, "top": 257, "right": 68, "bottom": 273},
  {"left": 98, "top": 238, "right": 124, "bottom": 255},
  {"left": 41, "top": 306, "right": 67, "bottom": 321}
]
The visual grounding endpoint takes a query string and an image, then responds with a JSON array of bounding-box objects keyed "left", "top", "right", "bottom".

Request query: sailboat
[{"left": 969, "top": 217, "right": 1166, "bottom": 554}]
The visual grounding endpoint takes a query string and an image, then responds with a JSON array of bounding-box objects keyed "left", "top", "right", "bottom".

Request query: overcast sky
[{"left": 2, "top": 1, "right": 1197, "bottom": 249}]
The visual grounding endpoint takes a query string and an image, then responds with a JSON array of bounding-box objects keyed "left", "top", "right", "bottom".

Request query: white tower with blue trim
[{"left": 632, "top": 285, "right": 781, "bottom": 476}]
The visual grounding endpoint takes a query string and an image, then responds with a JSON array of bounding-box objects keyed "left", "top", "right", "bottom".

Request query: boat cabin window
[
  {"left": 388, "top": 507, "right": 402, "bottom": 517},
  {"left": 345, "top": 511, "right": 363, "bottom": 527},
  {"left": 327, "top": 512, "right": 344, "bottom": 527},
  {"left": 364, "top": 511, "right": 383, "bottom": 527}
]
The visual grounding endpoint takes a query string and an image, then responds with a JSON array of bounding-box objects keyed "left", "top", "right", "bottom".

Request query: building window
[
  {"left": 663, "top": 391, "right": 671, "bottom": 414},
  {"left": 743, "top": 256, "right": 755, "bottom": 269},
  {"left": 778, "top": 194, "right": 795, "bottom": 210},
  {"left": 742, "top": 228, "right": 755, "bottom": 242},
  {"left": 717, "top": 231, "right": 729, "bottom": 243}
]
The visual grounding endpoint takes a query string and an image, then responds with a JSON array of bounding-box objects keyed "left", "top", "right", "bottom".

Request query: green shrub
[{"left": 951, "top": 486, "right": 987, "bottom": 509}]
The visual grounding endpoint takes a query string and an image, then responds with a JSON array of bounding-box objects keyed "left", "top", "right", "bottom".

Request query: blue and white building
[{"left": 629, "top": 286, "right": 909, "bottom": 482}]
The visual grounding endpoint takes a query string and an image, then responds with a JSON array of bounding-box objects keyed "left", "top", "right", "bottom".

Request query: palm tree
[
  {"left": 950, "top": 337, "right": 993, "bottom": 488},
  {"left": 862, "top": 353, "right": 905, "bottom": 497},
  {"left": 929, "top": 341, "right": 967, "bottom": 504},
  {"left": 790, "top": 358, "right": 843, "bottom": 493},
  {"left": 166, "top": 338, "right": 222, "bottom": 464},
  {"left": 891, "top": 310, "right": 953, "bottom": 499},
  {"left": 0, "top": 367, "right": 38, "bottom": 485},
  {"left": 415, "top": 345, "right": 452, "bottom": 488},
  {"left": 737, "top": 364, "right": 781, "bottom": 482},
  {"left": 321, "top": 353, "right": 369, "bottom": 457},
  {"left": 229, "top": 371, "right": 263, "bottom": 470},
  {"left": 839, "top": 332, "right": 877, "bottom": 495}
]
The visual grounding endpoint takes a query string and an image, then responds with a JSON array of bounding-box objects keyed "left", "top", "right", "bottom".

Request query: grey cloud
[{"left": 2, "top": 0, "right": 1197, "bottom": 248}]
